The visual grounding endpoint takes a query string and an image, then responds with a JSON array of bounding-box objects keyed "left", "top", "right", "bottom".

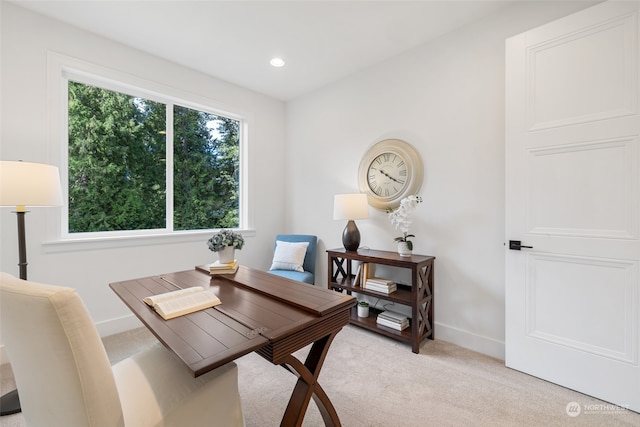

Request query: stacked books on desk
[
  {"left": 207, "top": 259, "right": 239, "bottom": 275},
  {"left": 364, "top": 277, "right": 397, "bottom": 294},
  {"left": 376, "top": 310, "right": 409, "bottom": 331},
  {"left": 143, "top": 286, "right": 221, "bottom": 320}
]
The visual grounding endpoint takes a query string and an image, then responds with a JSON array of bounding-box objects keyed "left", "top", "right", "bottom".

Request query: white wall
[
  {"left": 285, "top": 1, "right": 597, "bottom": 359},
  {"left": 1, "top": 1, "right": 599, "bottom": 363},
  {"left": 0, "top": 2, "right": 287, "bottom": 358}
]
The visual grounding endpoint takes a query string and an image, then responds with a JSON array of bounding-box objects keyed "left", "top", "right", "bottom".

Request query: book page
[
  {"left": 143, "top": 286, "right": 205, "bottom": 307},
  {"left": 153, "top": 291, "right": 221, "bottom": 320}
]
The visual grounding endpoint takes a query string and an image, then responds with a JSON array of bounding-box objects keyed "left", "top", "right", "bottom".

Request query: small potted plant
[
  {"left": 207, "top": 229, "right": 245, "bottom": 263},
  {"left": 388, "top": 195, "right": 422, "bottom": 257},
  {"left": 357, "top": 301, "right": 370, "bottom": 318}
]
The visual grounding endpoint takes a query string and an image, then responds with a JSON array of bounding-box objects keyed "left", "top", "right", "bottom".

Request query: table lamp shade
[
  {"left": 0, "top": 161, "right": 63, "bottom": 208},
  {"left": 333, "top": 193, "right": 369, "bottom": 220}
]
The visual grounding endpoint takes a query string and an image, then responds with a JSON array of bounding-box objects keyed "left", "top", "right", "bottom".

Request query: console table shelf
[
  {"left": 327, "top": 248, "right": 435, "bottom": 353},
  {"left": 348, "top": 306, "right": 413, "bottom": 343}
]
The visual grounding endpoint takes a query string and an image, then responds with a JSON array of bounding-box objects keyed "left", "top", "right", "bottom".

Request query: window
[{"left": 66, "top": 79, "right": 241, "bottom": 236}]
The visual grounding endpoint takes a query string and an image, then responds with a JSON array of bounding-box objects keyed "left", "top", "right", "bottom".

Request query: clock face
[
  {"left": 358, "top": 139, "right": 423, "bottom": 210},
  {"left": 366, "top": 152, "right": 408, "bottom": 198}
]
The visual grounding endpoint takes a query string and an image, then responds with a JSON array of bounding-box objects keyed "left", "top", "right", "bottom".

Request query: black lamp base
[
  {"left": 0, "top": 389, "right": 21, "bottom": 416},
  {"left": 342, "top": 220, "right": 361, "bottom": 251},
  {"left": 1, "top": 210, "right": 27, "bottom": 416}
]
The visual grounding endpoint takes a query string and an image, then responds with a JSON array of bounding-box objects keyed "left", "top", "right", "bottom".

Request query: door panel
[
  {"left": 506, "top": 0, "right": 640, "bottom": 412},
  {"left": 527, "top": 11, "right": 636, "bottom": 131},
  {"left": 527, "top": 253, "right": 636, "bottom": 363},
  {"left": 527, "top": 137, "right": 638, "bottom": 239}
]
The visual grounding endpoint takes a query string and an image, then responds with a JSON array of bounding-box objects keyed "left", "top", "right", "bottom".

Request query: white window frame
[{"left": 43, "top": 53, "right": 252, "bottom": 252}]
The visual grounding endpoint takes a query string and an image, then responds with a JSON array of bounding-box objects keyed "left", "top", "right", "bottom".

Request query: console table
[
  {"left": 110, "top": 266, "right": 355, "bottom": 426},
  {"left": 327, "top": 248, "right": 435, "bottom": 353}
]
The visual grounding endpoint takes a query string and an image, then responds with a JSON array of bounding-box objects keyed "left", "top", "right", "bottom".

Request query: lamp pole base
[
  {"left": 2, "top": 209, "right": 26, "bottom": 416},
  {"left": 16, "top": 210, "right": 27, "bottom": 280},
  {"left": 0, "top": 389, "right": 21, "bottom": 416}
]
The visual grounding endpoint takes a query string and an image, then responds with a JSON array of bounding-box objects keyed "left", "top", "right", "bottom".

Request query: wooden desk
[{"left": 110, "top": 266, "right": 355, "bottom": 427}]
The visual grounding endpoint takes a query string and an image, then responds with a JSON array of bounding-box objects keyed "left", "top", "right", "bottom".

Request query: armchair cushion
[
  {"left": 269, "top": 240, "right": 309, "bottom": 272},
  {"left": 268, "top": 269, "right": 315, "bottom": 284}
]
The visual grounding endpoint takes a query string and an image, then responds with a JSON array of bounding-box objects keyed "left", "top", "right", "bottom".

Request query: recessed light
[{"left": 270, "top": 57, "right": 285, "bottom": 67}]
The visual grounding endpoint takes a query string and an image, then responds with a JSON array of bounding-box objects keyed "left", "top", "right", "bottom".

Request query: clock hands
[{"left": 377, "top": 168, "right": 404, "bottom": 184}]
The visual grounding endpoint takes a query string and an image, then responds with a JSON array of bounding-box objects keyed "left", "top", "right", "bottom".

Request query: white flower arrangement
[
  {"left": 207, "top": 229, "right": 245, "bottom": 252},
  {"left": 388, "top": 195, "right": 423, "bottom": 250}
]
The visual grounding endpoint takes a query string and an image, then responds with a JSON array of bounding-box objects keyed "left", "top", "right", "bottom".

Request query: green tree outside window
[{"left": 68, "top": 81, "right": 240, "bottom": 233}]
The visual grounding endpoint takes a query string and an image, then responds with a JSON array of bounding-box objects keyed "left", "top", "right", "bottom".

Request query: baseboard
[{"left": 435, "top": 321, "right": 505, "bottom": 361}]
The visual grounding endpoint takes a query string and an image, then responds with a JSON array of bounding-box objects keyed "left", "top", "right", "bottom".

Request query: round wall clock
[{"left": 357, "top": 139, "right": 423, "bottom": 210}]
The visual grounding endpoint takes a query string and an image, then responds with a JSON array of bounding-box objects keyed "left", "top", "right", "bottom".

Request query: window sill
[{"left": 43, "top": 229, "right": 256, "bottom": 253}]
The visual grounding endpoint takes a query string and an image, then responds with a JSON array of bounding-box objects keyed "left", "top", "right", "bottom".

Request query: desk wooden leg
[{"left": 279, "top": 331, "right": 341, "bottom": 427}]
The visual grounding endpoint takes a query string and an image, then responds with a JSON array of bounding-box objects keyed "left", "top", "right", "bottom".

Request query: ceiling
[{"left": 11, "top": 1, "right": 519, "bottom": 101}]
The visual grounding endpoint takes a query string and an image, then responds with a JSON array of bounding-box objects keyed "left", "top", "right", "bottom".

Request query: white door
[{"left": 505, "top": 1, "right": 640, "bottom": 412}]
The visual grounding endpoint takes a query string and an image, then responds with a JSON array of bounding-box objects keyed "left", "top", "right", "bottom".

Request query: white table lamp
[{"left": 333, "top": 193, "right": 369, "bottom": 251}]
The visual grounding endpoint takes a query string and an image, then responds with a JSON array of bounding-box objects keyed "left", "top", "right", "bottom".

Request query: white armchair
[{"left": 0, "top": 272, "right": 245, "bottom": 427}]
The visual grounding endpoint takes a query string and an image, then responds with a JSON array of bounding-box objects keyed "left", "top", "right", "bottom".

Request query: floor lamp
[{"left": 0, "top": 161, "right": 63, "bottom": 416}]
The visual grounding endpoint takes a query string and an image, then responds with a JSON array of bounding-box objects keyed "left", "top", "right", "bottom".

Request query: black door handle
[{"left": 509, "top": 240, "right": 533, "bottom": 251}]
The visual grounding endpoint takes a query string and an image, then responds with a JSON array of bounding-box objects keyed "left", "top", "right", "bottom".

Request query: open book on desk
[{"left": 143, "top": 286, "right": 221, "bottom": 320}]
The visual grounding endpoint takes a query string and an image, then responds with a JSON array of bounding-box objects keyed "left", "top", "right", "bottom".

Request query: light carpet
[{"left": 2, "top": 325, "right": 639, "bottom": 426}]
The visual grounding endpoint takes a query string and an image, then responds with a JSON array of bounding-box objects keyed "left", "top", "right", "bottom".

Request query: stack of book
[
  {"left": 376, "top": 310, "right": 409, "bottom": 331},
  {"left": 365, "top": 277, "right": 397, "bottom": 294},
  {"left": 208, "top": 259, "right": 239, "bottom": 275}
]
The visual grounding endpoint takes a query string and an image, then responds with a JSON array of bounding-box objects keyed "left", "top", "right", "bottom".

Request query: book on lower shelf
[
  {"left": 376, "top": 310, "right": 409, "bottom": 331},
  {"left": 143, "top": 286, "right": 221, "bottom": 320},
  {"left": 365, "top": 277, "right": 397, "bottom": 294}
]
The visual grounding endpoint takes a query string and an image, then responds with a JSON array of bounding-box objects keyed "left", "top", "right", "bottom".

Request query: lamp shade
[
  {"left": 0, "top": 161, "right": 63, "bottom": 207},
  {"left": 333, "top": 193, "right": 369, "bottom": 220}
]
